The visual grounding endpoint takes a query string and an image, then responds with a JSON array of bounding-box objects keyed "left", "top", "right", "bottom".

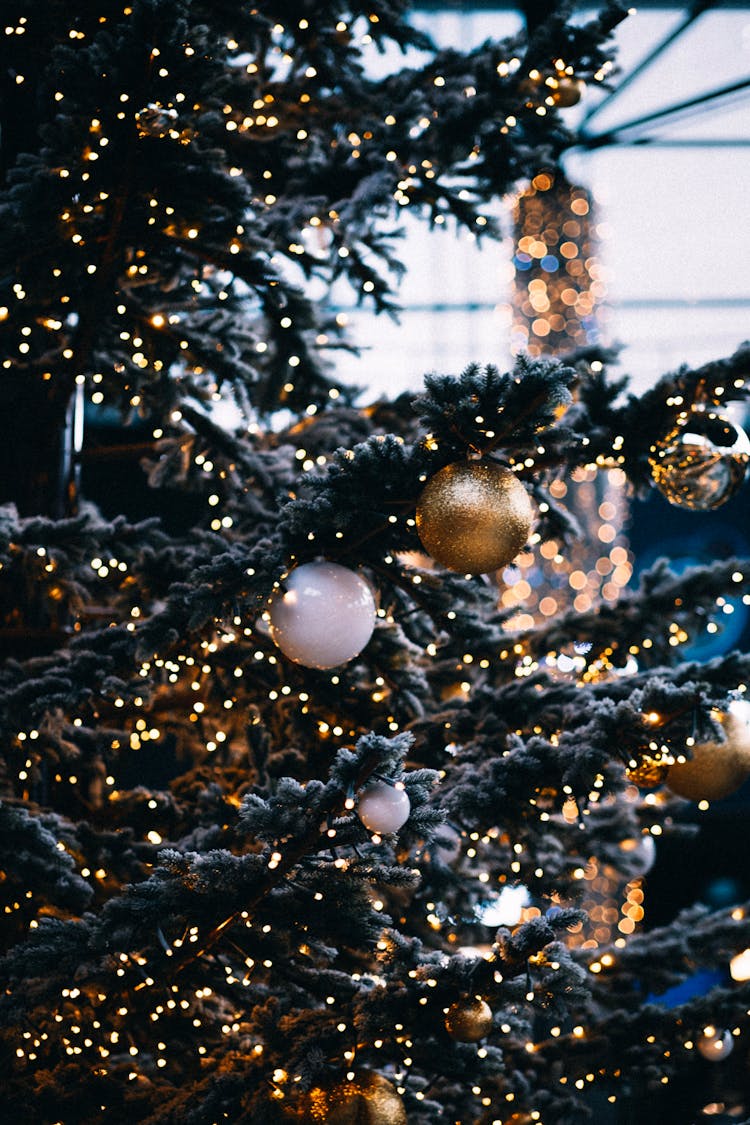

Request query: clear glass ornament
[
  {"left": 649, "top": 409, "right": 750, "bottom": 510},
  {"left": 135, "top": 103, "right": 178, "bottom": 138}
]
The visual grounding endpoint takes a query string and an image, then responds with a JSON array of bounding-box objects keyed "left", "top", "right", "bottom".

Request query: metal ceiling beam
[
  {"left": 584, "top": 136, "right": 750, "bottom": 146},
  {"left": 579, "top": 0, "right": 717, "bottom": 132},
  {"left": 331, "top": 296, "right": 750, "bottom": 312},
  {"left": 576, "top": 75, "right": 750, "bottom": 148},
  {"left": 413, "top": 0, "right": 750, "bottom": 8}
]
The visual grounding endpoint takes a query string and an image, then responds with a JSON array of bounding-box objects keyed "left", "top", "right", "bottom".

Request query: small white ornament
[
  {"left": 268, "top": 561, "right": 376, "bottom": 669},
  {"left": 618, "top": 833, "right": 657, "bottom": 875},
  {"left": 696, "top": 1028, "right": 734, "bottom": 1061},
  {"left": 358, "top": 781, "right": 411, "bottom": 834}
]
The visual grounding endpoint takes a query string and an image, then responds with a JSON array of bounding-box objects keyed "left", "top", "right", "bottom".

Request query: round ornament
[
  {"left": 626, "top": 756, "right": 669, "bottom": 789},
  {"left": 268, "top": 561, "right": 376, "bottom": 670},
  {"left": 135, "top": 103, "right": 178, "bottom": 138},
  {"left": 666, "top": 700, "right": 750, "bottom": 802},
  {"left": 444, "top": 997, "right": 494, "bottom": 1042},
  {"left": 358, "top": 780, "right": 410, "bottom": 835},
  {"left": 697, "top": 1028, "right": 734, "bottom": 1062},
  {"left": 649, "top": 409, "right": 750, "bottom": 511},
  {"left": 416, "top": 461, "right": 533, "bottom": 574},
  {"left": 619, "top": 833, "right": 657, "bottom": 875},
  {"left": 550, "top": 76, "right": 585, "bottom": 107},
  {"left": 302, "top": 1070, "right": 406, "bottom": 1125}
]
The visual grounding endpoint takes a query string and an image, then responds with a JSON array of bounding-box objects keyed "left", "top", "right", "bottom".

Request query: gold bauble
[
  {"left": 666, "top": 701, "right": 750, "bottom": 801},
  {"left": 550, "top": 77, "right": 585, "bottom": 107},
  {"left": 626, "top": 757, "right": 670, "bottom": 788},
  {"left": 444, "top": 997, "right": 494, "bottom": 1042},
  {"left": 300, "top": 1070, "right": 406, "bottom": 1125},
  {"left": 416, "top": 461, "right": 533, "bottom": 574},
  {"left": 649, "top": 410, "right": 750, "bottom": 510}
]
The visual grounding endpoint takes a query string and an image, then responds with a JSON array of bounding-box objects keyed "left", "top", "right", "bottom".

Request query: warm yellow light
[{"left": 730, "top": 948, "right": 750, "bottom": 981}]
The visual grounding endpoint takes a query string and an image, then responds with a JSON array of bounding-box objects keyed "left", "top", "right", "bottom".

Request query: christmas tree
[{"left": 2, "top": 2, "right": 750, "bottom": 1123}]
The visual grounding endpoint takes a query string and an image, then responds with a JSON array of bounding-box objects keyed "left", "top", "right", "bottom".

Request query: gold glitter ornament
[
  {"left": 626, "top": 757, "right": 669, "bottom": 788},
  {"left": 549, "top": 76, "right": 585, "bottom": 107},
  {"left": 444, "top": 997, "right": 494, "bottom": 1042},
  {"left": 298, "top": 1070, "right": 406, "bottom": 1125},
  {"left": 416, "top": 461, "right": 533, "bottom": 574},
  {"left": 666, "top": 700, "right": 750, "bottom": 801},
  {"left": 649, "top": 409, "right": 750, "bottom": 510}
]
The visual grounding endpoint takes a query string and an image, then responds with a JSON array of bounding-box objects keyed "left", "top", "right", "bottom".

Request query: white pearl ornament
[
  {"left": 358, "top": 781, "right": 411, "bottom": 835},
  {"left": 696, "top": 1028, "right": 734, "bottom": 1061},
  {"left": 268, "top": 561, "right": 376, "bottom": 669}
]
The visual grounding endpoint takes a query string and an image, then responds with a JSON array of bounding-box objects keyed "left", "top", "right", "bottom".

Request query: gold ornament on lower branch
[
  {"left": 444, "top": 997, "right": 494, "bottom": 1042},
  {"left": 294, "top": 1070, "right": 406, "bottom": 1125},
  {"left": 666, "top": 700, "right": 750, "bottom": 801},
  {"left": 416, "top": 461, "right": 533, "bottom": 574}
]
